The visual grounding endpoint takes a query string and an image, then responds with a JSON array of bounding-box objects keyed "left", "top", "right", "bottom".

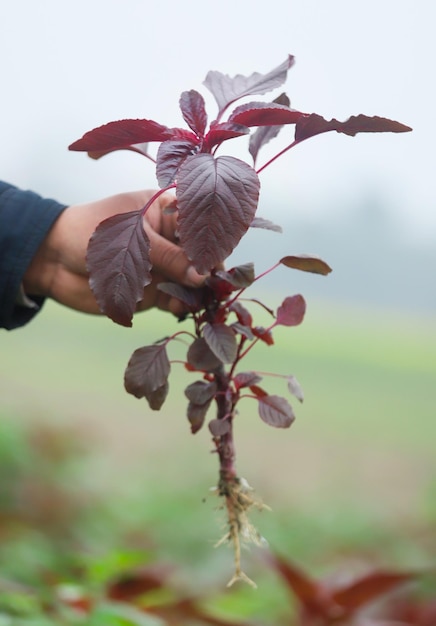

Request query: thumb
[{"left": 147, "top": 229, "right": 205, "bottom": 287}]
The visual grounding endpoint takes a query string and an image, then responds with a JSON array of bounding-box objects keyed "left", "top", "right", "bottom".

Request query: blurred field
[{"left": 1, "top": 295, "right": 435, "bottom": 585}]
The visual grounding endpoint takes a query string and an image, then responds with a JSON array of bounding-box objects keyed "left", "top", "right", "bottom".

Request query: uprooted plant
[{"left": 69, "top": 55, "right": 411, "bottom": 586}]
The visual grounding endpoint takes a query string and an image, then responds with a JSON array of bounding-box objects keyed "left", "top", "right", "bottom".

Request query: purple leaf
[
  {"left": 187, "top": 337, "right": 222, "bottom": 372},
  {"left": 176, "top": 154, "right": 260, "bottom": 273},
  {"left": 203, "top": 122, "right": 249, "bottom": 151},
  {"left": 280, "top": 254, "right": 332, "bottom": 276},
  {"left": 216, "top": 263, "right": 255, "bottom": 289},
  {"left": 233, "top": 371, "right": 262, "bottom": 390},
  {"left": 249, "top": 93, "right": 291, "bottom": 163},
  {"left": 229, "top": 301, "right": 253, "bottom": 327},
  {"left": 287, "top": 375, "right": 304, "bottom": 403},
  {"left": 209, "top": 419, "right": 231, "bottom": 436},
  {"left": 185, "top": 380, "right": 217, "bottom": 405},
  {"left": 157, "top": 282, "right": 205, "bottom": 310},
  {"left": 231, "top": 323, "right": 254, "bottom": 340},
  {"left": 276, "top": 295, "right": 306, "bottom": 327},
  {"left": 88, "top": 142, "right": 151, "bottom": 161},
  {"left": 156, "top": 139, "right": 199, "bottom": 187},
  {"left": 203, "top": 323, "right": 238, "bottom": 364},
  {"left": 229, "top": 102, "right": 303, "bottom": 127},
  {"left": 203, "top": 55, "right": 295, "bottom": 115},
  {"left": 251, "top": 217, "right": 283, "bottom": 233},
  {"left": 69, "top": 119, "right": 172, "bottom": 153},
  {"left": 258, "top": 395, "right": 295, "bottom": 428},
  {"left": 179, "top": 90, "right": 208, "bottom": 137},
  {"left": 295, "top": 113, "right": 412, "bottom": 143},
  {"left": 187, "top": 400, "right": 212, "bottom": 434},
  {"left": 124, "top": 344, "right": 170, "bottom": 409},
  {"left": 87, "top": 211, "right": 151, "bottom": 327}
]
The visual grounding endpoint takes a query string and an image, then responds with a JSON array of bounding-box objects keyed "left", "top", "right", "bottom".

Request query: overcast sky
[{"left": 1, "top": 0, "right": 434, "bottom": 242}]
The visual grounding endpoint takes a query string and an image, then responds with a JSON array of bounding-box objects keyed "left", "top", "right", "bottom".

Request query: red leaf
[
  {"left": 203, "top": 55, "right": 295, "bottom": 115},
  {"left": 253, "top": 326, "right": 274, "bottom": 345},
  {"left": 229, "top": 102, "right": 303, "bottom": 127},
  {"left": 216, "top": 263, "right": 255, "bottom": 289},
  {"left": 233, "top": 371, "right": 262, "bottom": 390},
  {"left": 332, "top": 570, "right": 417, "bottom": 613},
  {"left": 249, "top": 93, "right": 291, "bottom": 163},
  {"left": 107, "top": 564, "right": 173, "bottom": 601},
  {"left": 187, "top": 399, "right": 212, "bottom": 434},
  {"left": 203, "top": 323, "right": 238, "bottom": 364},
  {"left": 124, "top": 344, "right": 170, "bottom": 409},
  {"left": 187, "top": 337, "right": 222, "bottom": 372},
  {"left": 179, "top": 90, "right": 208, "bottom": 137},
  {"left": 176, "top": 154, "right": 260, "bottom": 273},
  {"left": 250, "top": 384, "right": 268, "bottom": 399},
  {"left": 276, "top": 295, "right": 306, "bottom": 327},
  {"left": 87, "top": 211, "right": 151, "bottom": 327},
  {"left": 184, "top": 380, "right": 217, "bottom": 405},
  {"left": 258, "top": 395, "right": 295, "bottom": 428},
  {"left": 229, "top": 301, "right": 253, "bottom": 327},
  {"left": 157, "top": 282, "right": 205, "bottom": 310},
  {"left": 295, "top": 113, "right": 412, "bottom": 143},
  {"left": 156, "top": 139, "right": 199, "bottom": 187},
  {"left": 69, "top": 118, "right": 172, "bottom": 153},
  {"left": 280, "top": 254, "right": 332, "bottom": 275},
  {"left": 88, "top": 142, "right": 150, "bottom": 161},
  {"left": 203, "top": 121, "right": 249, "bottom": 150}
]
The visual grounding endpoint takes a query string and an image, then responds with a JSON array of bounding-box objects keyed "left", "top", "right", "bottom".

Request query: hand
[{"left": 23, "top": 190, "right": 205, "bottom": 316}]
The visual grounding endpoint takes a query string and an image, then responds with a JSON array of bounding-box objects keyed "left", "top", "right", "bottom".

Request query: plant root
[{"left": 213, "top": 474, "right": 270, "bottom": 588}]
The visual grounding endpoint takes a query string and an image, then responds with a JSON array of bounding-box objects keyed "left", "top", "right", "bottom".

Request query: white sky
[{"left": 1, "top": 0, "right": 434, "bottom": 241}]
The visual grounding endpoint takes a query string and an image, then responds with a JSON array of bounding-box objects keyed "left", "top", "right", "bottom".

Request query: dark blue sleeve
[{"left": 0, "top": 181, "right": 67, "bottom": 330}]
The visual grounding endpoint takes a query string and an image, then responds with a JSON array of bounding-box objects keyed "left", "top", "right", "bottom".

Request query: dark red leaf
[
  {"left": 184, "top": 380, "right": 217, "bottom": 405},
  {"left": 203, "top": 121, "right": 249, "bottom": 150},
  {"left": 229, "top": 301, "right": 253, "bottom": 327},
  {"left": 69, "top": 118, "right": 172, "bottom": 153},
  {"left": 249, "top": 93, "right": 291, "bottom": 163},
  {"left": 233, "top": 371, "right": 262, "bottom": 390},
  {"left": 187, "top": 400, "right": 212, "bottom": 434},
  {"left": 258, "top": 394, "right": 295, "bottom": 428},
  {"left": 157, "top": 282, "right": 205, "bottom": 310},
  {"left": 253, "top": 326, "right": 274, "bottom": 345},
  {"left": 280, "top": 254, "right": 332, "bottom": 275},
  {"left": 251, "top": 216, "right": 283, "bottom": 233},
  {"left": 107, "top": 564, "right": 173, "bottom": 601},
  {"left": 203, "top": 323, "right": 238, "bottom": 364},
  {"left": 229, "top": 102, "right": 303, "bottom": 127},
  {"left": 295, "top": 113, "right": 412, "bottom": 143},
  {"left": 209, "top": 418, "right": 231, "bottom": 436},
  {"left": 249, "top": 384, "right": 268, "bottom": 399},
  {"left": 332, "top": 570, "right": 418, "bottom": 612},
  {"left": 87, "top": 211, "right": 151, "bottom": 327},
  {"left": 203, "top": 55, "right": 295, "bottom": 115},
  {"left": 187, "top": 337, "right": 222, "bottom": 372},
  {"left": 156, "top": 139, "right": 199, "bottom": 187},
  {"left": 216, "top": 263, "right": 255, "bottom": 289},
  {"left": 179, "top": 90, "right": 208, "bottom": 137},
  {"left": 276, "top": 295, "right": 306, "bottom": 327},
  {"left": 176, "top": 154, "right": 260, "bottom": 273},
  {"left": 124, "top": 344, "right": 170, "bottom": 409}
]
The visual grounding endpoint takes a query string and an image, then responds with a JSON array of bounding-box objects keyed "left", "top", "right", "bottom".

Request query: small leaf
[
  {"left": 124, "top": 344, "right": 170, "bottom": 409},
  {"left": 177, "top": 154, "right": 260, "bottom": 273},
  {"left": 295, "top": 113, "right": 412, "bottom": 143},
  {"left": 179, "top": 89, "right": 208, "bottom": 137},
  {"left": 156, "top": 139, "right": 199, "bottom": 187},
  {"left": 187, "top": 337, "right": 222, "bottom": 372},
  {"left": 287, "top": 375, "right": 304, "bottom": 403},
  {"left": 249, "top": 384, "right": 268, "bottom": 399},
  {"left": 185, "top": 380, "right": 217, "bottom": 405},
  {"left": 249, "top": 93, "right": 291, "bottom": 163},
  {"left": 229, "top": 301, "right": 253, "bottom": 327},
  {"left": 229, "top": 101, "right": 303, "bottom": 127},
  {"left": 87, "top": 211, "right": 151, "bottom": 327},
  {"left": 280, "top": 254, "right": 332, "bottom": 275},
  {"left": 233, "top": 371, "right": 262, "bottom": 390},
  {"left": 187, "top": 400, "right": 212, "bottom": 434},
  {"left": 203, "top": 55, "right": 295, "bottom": 115},
  {"left": 258, "top": 395, "right": 295, "bottom": 428},
  {"left": 88, "top": 141, "right": 150, "bottom": 161},
  {"left": 69, "top": 118, "right": 172, "bottom": 153},
  {"left": 209, "top": 419, "right": 231, "bottom": 436},
  {"left": 216, "top": 263, "right": 255, "bottom": 289},
  {"left": 231, "top": 322, "right": 254, "bottom": 340},
  {"left": 276, "top": 295, "right": 306, "bottom": 327},
  {"left": 203, "top": 121, "right": 249, "bottom": 150},
  {"left": 157, "top": 282, "right": 205, "bottom": 310},
  {"left": 251, "top": 217, "right": 283, "bottom": 233},
  {"left": 253, "top": 326, "right": 274, "bottom": 345},
  {"left": 203, "top": 323, "right": 238, "bottom": 364}
]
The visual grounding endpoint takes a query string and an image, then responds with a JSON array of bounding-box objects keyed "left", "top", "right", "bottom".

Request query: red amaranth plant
[{"left": 69, "top": 55, "right": 411, "bottom": 585}]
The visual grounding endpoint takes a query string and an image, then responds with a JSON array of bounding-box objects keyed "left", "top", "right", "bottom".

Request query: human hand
[{"left": 23, "top": 190, "right": 205, "bottom": 316}]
